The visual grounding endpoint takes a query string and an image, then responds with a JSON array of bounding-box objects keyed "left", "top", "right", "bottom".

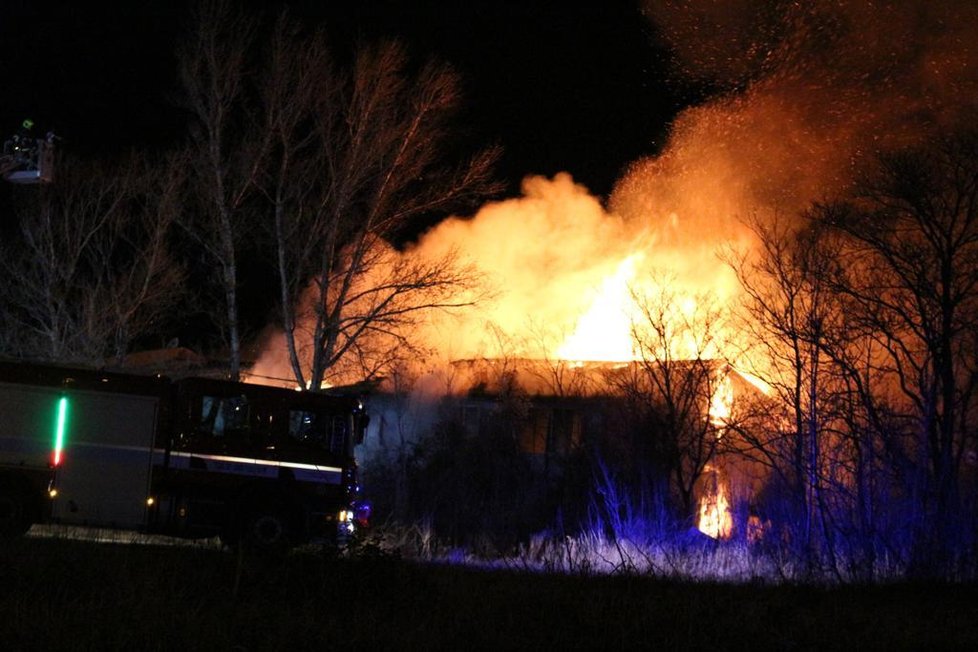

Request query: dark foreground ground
[{"left": 3, "top": 536, "right": 978, "bottom": 651}]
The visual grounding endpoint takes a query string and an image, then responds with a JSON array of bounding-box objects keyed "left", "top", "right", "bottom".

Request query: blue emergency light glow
[{"left": 52, "top": 396, "right": 68, "bottom": 466}]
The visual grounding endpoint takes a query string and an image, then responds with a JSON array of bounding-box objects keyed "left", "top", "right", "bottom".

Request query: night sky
[{"left": 0, "top": 0, "right": 685, "bottom": 199}]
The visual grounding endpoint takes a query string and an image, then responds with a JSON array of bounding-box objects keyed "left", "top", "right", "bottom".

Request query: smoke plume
[
  {"left": 251, "top": 1, "right": 978, "bottom": 385},
  {"left": 615, "top": 0, "right": 978, "bottom": 228}
]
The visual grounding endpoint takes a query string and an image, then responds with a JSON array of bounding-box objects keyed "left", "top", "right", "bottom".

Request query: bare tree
[
  {"left": 0, "top": 154, "right": 186, "bottom": 364},
  {"left": 254, "top": 22, "right": 501, "bottom": 388},
  {"left": 604, "top": 278, "right": 732, "bottom": 524},
  {"left": 813, "top": 129, "right": 978, "bottom": 577},
  {"left": 728, "top": 130, "right": 978, "bottom": 578},
  {"left": 176, "top": 0, "right": 268, "bottom": 380},
  {"left": 177, "top": 6, "right": 500, "bottom": 386},
  {"left": 727, "top": 214, "right": 879, "bottom": 577}
]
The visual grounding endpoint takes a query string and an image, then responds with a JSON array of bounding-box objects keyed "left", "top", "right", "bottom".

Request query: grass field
[{"left": 3, "top": 534, "right": 978, "bottom": 650}]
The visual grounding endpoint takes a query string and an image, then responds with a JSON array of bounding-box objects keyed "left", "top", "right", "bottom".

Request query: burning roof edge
[{"left": 442, "top": 357, "right": 768, "bottom": 399}]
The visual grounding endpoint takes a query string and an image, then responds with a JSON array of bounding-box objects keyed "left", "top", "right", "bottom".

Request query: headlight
[{"left": 337, "top": 510, "right": 356, "bottom": 535}]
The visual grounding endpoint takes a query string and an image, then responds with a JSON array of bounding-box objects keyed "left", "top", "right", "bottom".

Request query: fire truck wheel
[
  {"left": 0, "top": 485, "right": 31, "bottom": 538},
  {"left": 243, "top": 506, "right": 293, "bottom": 554}
]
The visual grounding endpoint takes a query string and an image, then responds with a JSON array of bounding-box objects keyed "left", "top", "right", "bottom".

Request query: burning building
[
  {"left": 242, "top": 1, "right": 978, "bottom": 572},
  {"left": 357, "top": 355, "right": 774, "bottom": 541}
]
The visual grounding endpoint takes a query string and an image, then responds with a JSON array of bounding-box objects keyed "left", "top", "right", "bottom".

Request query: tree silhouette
[
  {"left": 177, "top": 2, "right": 501, "bottom": 385},
  {"left": 813, "top": 129, "right": 978, "bottom": 577},
  {"left": 0, "top": 154, "right": 185, "bottom": 363}
]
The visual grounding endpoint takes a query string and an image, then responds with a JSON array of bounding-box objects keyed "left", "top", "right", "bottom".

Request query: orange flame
[
  {"left": 708, "top": 372, "right": 734, "bottom": 428},
  {"left": 697, "top": 474, "right": 732, "bottom": 539},
  {"left": 556, "top": 253, "right": 643, "bottom": 362}
]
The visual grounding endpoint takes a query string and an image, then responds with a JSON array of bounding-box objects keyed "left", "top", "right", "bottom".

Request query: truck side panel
[
  {"left": 50, "top": 390, "right": 159, "bottom": 529},
  {"left": 0, "top": 382, "right": 59, "bottom": 469},
  {"left": 0, "top": 382, "right": 59, "bottom": 529}
]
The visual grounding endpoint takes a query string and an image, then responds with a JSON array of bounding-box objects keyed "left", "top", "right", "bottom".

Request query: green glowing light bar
[{"left": 53, "top": 396, "right": 68, "bottom": 466}]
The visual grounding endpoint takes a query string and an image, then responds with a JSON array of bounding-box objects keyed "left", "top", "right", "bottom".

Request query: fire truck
[{"left": 0, "top": 359, "right": 368, "bottom": 550}]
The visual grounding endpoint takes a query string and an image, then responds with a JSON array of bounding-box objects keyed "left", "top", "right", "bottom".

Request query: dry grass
[{"left": 365, "top": 521, "right": 912, "bottom": 585}]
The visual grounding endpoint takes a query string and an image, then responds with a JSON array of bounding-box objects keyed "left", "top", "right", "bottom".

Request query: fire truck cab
[{"left": 0, "top": 360, "right": 368, "bottom": 550}]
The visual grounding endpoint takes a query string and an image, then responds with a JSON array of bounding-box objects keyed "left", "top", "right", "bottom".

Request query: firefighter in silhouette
[
  {"left": 3, "top": 119, "right": 58, "bottom": 183},
  {"left": 6, "top": 118, "right": 37, "bottom": 165}
]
